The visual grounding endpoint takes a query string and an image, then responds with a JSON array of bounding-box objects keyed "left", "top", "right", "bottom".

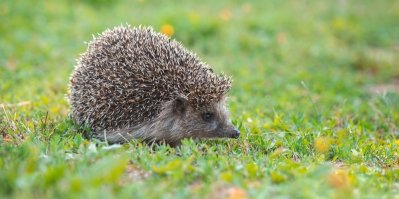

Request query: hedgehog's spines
[{"left": 69, "top": 25, "right": 231, "bottom": 132}]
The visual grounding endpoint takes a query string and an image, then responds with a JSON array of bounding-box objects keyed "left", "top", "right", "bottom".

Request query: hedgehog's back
[{"left": 69, "top": 25, "right": 230, "bottom": 132}]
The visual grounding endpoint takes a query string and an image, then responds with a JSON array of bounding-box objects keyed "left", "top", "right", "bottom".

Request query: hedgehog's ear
[{"left": 173, "top": 96, "right": 188, "bottom": 115}]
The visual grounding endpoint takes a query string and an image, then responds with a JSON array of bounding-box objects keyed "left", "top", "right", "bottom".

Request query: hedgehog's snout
[
  {"left": 221, "top": 125, "right": 240, "bottom": 139},
  {"left": 230, "top": 128, "right": 240, "bottom": 139}
]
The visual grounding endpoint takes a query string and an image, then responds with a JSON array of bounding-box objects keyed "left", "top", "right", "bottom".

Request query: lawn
[{"left": 1, "top": 0, "right": 399, "bottom": 198}]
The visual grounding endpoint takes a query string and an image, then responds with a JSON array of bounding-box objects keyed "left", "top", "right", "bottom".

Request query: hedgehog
[{"left": 68, "top": 25, "right": 239, "bottom": 145}]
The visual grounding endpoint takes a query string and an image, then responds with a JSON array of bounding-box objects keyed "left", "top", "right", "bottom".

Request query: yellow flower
[
  {"left": 228, "top": 187, "right": 248, "bottom": 199},
  {"left": 327, "top": 169, "right": 352, "bottom": 189},
  {"left": 219, "top": 8, "right": 231, "bottom": 21},
  {"left": 332, "top": 18, "right": 345, "bottom": 30},
  {"left": 188, "top": 12, "right": 200, "bottom": 24},
  {"left": 161, "top": 24, "right": 174, "bottom": 37},
  {"left": 314, "top": 136, "right": 331, "bottom": 154}
]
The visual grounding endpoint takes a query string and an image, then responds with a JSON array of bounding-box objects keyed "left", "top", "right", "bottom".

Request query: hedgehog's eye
[{"left": 202, "top": 112, "right": 214, "bottom": 122}]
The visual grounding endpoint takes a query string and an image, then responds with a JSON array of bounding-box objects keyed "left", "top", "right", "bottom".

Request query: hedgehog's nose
[{"left": 231, "top": 128, "right": 240, "bottom": 139}]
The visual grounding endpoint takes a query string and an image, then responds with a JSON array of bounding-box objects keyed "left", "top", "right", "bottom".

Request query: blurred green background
[
  {"left": 1, "top": 0, "right": 398, "bottom": 115},
  {"left": 1, "top": 0, "right": 399, "bottom": 198}
]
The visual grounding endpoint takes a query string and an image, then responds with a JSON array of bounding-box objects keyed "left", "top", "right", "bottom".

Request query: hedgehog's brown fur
[{"left": 68, "top": 25, "right": 238, "bottom": 144}]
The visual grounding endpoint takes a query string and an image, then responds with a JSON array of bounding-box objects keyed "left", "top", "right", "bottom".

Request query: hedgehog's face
[{"left": 172, "top": 96, "right": 240, "bottom": 139}]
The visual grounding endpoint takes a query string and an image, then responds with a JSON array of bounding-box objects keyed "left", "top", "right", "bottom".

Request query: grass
[{"left": 1, "top": 0, "right": 399, "bottom": 198}]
